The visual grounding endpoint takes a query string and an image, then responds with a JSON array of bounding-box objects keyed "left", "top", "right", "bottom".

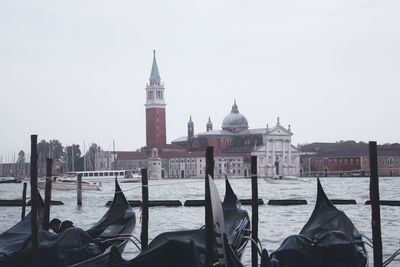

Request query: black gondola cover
[
  {"left": 265, "top": 178, "right": 368, "bottom": 267},
  {"left": 108, "top": 178, "right": 250, "bottom": 267},
  {"left": 0, "top": 179, "right": 135, "bottom": 267},
  {"left": 0, "top": 193, "right": 44, "bottom": 265}
]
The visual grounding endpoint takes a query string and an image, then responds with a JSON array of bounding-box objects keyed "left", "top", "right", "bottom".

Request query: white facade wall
[{"left": 253, "top": 124, "right": 300, "bottom": 178}]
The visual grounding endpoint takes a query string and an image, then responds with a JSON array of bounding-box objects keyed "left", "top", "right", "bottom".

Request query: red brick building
[{"left": 300, "top": 142, "right": 400, "bottom": 177}]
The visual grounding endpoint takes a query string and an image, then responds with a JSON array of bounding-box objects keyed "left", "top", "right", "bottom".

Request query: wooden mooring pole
[
  {"left": 369, "top": 141, "right": 383, "bottom": 267},
  {"left": 30, "top": 134, "right": 39, "bottom": 267},
  {"left": 77, "top": 173, "right": 82, "bottom": 206},
  {"left": 140, "top": 168, "right": 149, "bottom": 250},
  {"left": 205, "top": 146, "right": 214, "bottom": 267},
  {"left": 251, "top": 156, "right": 259, "bottom": 267},
  {"left": 43, "top": 158, "right": 53, "bottom": 230},
  {"left": 21, "top": 182, "right": 27, "bottom": 220}
]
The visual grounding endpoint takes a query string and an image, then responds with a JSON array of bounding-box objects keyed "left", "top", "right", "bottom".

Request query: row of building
[{"left": 1, "top": 51, "right": 399, "bottom": 178}]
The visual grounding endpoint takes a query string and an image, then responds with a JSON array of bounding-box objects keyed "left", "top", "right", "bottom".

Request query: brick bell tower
[{"left": 145, "top": 50, "right": 166, "bottom": 151}]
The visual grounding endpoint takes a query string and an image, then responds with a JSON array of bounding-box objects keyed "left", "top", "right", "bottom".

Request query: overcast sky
[{"left": 0, "top": 0, "right": 399, "bottom": 160}]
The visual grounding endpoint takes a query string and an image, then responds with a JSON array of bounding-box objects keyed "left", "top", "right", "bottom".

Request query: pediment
[{"left": 266, "top": 125, "right": 292, "bottom": 136}]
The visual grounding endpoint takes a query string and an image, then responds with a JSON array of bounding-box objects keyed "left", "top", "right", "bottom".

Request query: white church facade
[{"left": 252, "top": 118, "right": 300, "bottom": 178}]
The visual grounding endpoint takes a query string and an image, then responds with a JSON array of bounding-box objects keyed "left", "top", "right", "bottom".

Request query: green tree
[
  {"left": 17, "top": 150, "right": 25, "bottom": 164},
  {"left": 85, "top": 143, "right": 99, "bottom": 171},
  {"left": 49, "top": 139, "right": 64, "bottom": 161},
  {"left": 65, "top": 144, "right": 83, "bottom": 171}
]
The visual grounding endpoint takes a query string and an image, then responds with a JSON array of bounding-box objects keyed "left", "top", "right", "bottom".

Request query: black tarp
[
  {"left": 264, "top": 178, "right": 368, "bottom": 267},
  {"left": 108, "top": 178, "right": 250, "bottom": 267},
  {"left": 0, "top": 179, "right": 135, "bottom": 267},
  {"left": 86, "top": 179, "right": 135, "bottom": 239},
  {"left": 0, "top": 194, "right": 44, "bottom": 265}
]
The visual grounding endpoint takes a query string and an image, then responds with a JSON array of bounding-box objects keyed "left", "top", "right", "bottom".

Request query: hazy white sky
[{"left": 0, "top": 0, "right": 399, "bottom": 159}]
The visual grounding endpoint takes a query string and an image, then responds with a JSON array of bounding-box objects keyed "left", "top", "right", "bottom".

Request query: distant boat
[
  {"left": 265, "top": 176, "right": 311, "bottom": 182},
  {"left": 73, "top": 170, "right": 136, "bottom": 181},
  {"left": 38, "top": 178, "right": 101, "bottom": 191},
  {"left": 0, "top": 177, "right": 21, "bottom": 184},
  {"left": 120, "top": 172, "right": 141, "bottom": 183}
]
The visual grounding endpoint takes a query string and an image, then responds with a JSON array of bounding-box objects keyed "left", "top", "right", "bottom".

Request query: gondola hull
[
  {"left": 108, "top": 177, "right": 250, "bottom": 267},
  {"left": 263, "top": 178, "right": 368, "bottom": 267},
  {"left": 0, "top": 179, "right": 135, "bottom": 267}
]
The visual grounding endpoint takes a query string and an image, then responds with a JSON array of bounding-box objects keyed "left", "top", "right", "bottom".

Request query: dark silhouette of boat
[
  {"left": 108, "top": 177, "right": 250, "bottom": 267},
  {"left": 0, "top": 179, "right": 135, "bottom": 267},
  {"left": 261, "top": 178, "right": 368, "bottom": 267}
]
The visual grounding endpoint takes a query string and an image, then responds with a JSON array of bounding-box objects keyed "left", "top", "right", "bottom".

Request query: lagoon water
[{"left": 1, "top": 177, "right": 399, "bottom": 266}]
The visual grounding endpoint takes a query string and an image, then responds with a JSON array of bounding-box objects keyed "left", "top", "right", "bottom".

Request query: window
[
  {"left": 219, "top": 169, "right": 222, "bottom": 174},
  {"left": 350, "top": 159, "right": 353, "bottom": 165},
  {"left": 120, "top": 172, "right": 124, "bottom": 175},
  {"left": 84, "top": 173, "right": 88, "bottom": 177},
  {"left": 238, "top": 163, "right": 240, "bottom": 167},
  {"left": 94, "top": 173, "right": 99, "bottom": 177},
  {"left": 382, "top": 160, "right": 385, "bottom": 165},
  {"left": 200, "top": 170, "right": 202, "bottom": 175},
  {"left": 99, "top": 172, "right": 104, "bottom": 176},
  {"left": 340, "top": 160, "right": 343, "bottom": 166},
  {"left": 329, "top": 160, "right": 332, "bottom": 165},
  {"left": 104, "top": 172, "right": 108, "bottom": 176},
  {"left": 219, "top": 163, "right": 221, "bottom": 168},
  {"left": 233, "top": 169, "right": 235, "bottom": 174},
  {"left": 238, "top": 169, "right": 240, "bottom": 174},
  {"left": 89, "top": 173, "right": 93, "bottom": 177},
  {"left": 192, "top": 170, "right": 194, "bottom": 175},
  {"left": 345, "top": 159, "right": 348, "bottom": 165}
]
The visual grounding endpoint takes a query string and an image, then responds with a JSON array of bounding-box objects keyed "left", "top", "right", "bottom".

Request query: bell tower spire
[{"left": 145, "top": 50, "right": 166, "bottom": 151}]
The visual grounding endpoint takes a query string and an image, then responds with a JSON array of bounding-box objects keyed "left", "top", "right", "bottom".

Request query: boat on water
[
  {"left": 74, "top": 170, "right": 138, "bottom": 181},
  {"left": 0, "top": 177, "right": 22, "bottom": 184},
  {"left": 0, "top": 179, "right": 136, "bottom": 267},
  {"left": 38, "top": 178, "right": 102, "bottom": 191},
  {"left": 261, "top": 178, "right": 368, "bottom": 267},
  {"left": 108, "top": 177, "right": 251, "bottom": 267},
  {"left": 264, "top": 176, "right": 311, "bottom": 183}
]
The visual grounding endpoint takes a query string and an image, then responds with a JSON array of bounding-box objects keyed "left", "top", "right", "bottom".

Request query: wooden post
[
  {"left": 21, "top": 182, "right": 27, "bottom": 220},
  {"left": 205, "top": 146, "right": 214, "bottom": 267},
  {"left": 43, "top": 158, "right": 53, "bottom": 230},
  {"left": 30, "top": 134, "right": 39, "bottom": 267},
  {"left": 140, "top": 168, "right": 149, "bottom": 250},
  {"left": 77, "top": 173, "right": 82, "bottom": 206},
  {"left": 369, "top": 141, "right": 383, "bottom": 267},
  {"left": 251, "top": 156, "right": 259, "bottom": 267}
]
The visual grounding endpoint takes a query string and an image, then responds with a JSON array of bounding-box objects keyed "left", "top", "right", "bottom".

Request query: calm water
[{"left": 1, "top": 177, "right": 399, "bottom": 266}]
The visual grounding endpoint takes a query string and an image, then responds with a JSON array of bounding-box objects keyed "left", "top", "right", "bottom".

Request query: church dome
[{"left": 222, "top": 101, "right": 249, "bottom": 130}]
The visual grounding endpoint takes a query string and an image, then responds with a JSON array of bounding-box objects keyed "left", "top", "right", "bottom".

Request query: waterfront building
[
  {"left": 299, "top": 141, "right": 400, "bottom": 177},
  {"left": 252, "top": 119, "right": 301, "bottom": 177}
]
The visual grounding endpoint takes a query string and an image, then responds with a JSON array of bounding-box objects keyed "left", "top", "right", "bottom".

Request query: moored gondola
[
  {"left": 0, "top": 179, "right": 135, "bottom": 267},
  {"left": 69, "top": 178, "right": 136, "bottom": 267},
  {"left": 108, "top": 177, "right": 250, "bottom": 267},
  {"left": 261, "top": 178, "right": 368, "bottom": 267}
]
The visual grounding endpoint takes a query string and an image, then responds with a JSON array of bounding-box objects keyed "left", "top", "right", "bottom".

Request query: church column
[
  {"left": 265, "top": 138, "right": 268, "bottom": 177},
  {"left": 288, "top": 140, "right": 292, "bottom": 174},
  {"left": 272, "top": 139, "right": 275, "bottom": 176}
]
